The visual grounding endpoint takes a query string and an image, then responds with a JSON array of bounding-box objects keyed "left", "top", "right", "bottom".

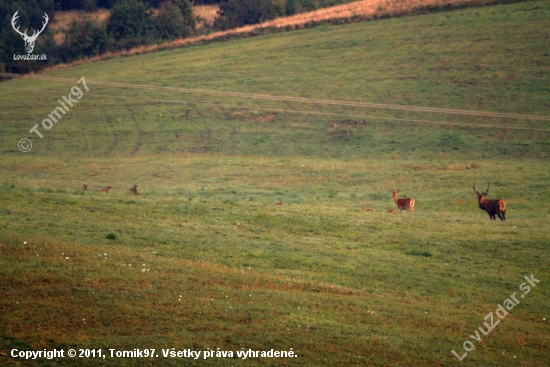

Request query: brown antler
[
  {"left": 473, "top": 183, "right": 480, "bottom": 195},
  {"left": 483, "top": 183, "right": 490, "bottom": 195}
]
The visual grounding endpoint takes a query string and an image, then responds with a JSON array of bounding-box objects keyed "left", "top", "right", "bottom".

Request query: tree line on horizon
[
  {"left": 0, "top": 0, "right": 348, "bottom": 74},
  {"left": 53, "top": 0, "right": 221, "bottom": 12}
]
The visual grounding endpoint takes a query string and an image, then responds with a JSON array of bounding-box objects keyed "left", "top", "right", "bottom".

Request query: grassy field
[{"left": 1, "top": 1, "right": 549, "bottom": 366}]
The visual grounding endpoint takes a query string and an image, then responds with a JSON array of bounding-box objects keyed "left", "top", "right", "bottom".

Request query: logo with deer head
[{"left": 11, "top": 11, "right": 49, "bottom": 54}]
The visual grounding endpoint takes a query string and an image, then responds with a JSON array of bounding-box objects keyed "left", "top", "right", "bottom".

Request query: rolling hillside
[{"left": 1, "top": 1, "right": 549, "bottom": 366}]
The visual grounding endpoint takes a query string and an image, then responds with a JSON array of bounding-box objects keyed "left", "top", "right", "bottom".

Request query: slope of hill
[
  {"left": 48, "top": 0, "right": 529, "bottom": 68},
  {"left": 1, "top": 1, "right": 549, "bottom": 366},
  {"left": 3, "top": 0, "right": 550, "bottom": 159}
]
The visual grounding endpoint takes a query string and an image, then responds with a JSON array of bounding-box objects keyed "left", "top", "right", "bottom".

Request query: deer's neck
[{"left": 478, "top": 197, "right": 488, "bottom": 209}]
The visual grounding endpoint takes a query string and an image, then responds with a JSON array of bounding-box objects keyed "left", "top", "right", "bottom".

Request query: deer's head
[
  {"left": 472, "top": 183, "right": 489, "bottom": 202},
  {"left": 12, "top": 11, "right": 49, "bottom": 54}
]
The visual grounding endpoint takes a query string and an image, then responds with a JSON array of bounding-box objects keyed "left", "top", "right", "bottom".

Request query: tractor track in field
[
  {"left": 15, "top": 88, "right": 550, "bottom": 134},
  {"left": 127, "top": 108, "right": 145, "bottom": 156},
  {"left": 2, "top": 73, "right": 550, "bottom": 122},
  {"left": 2, "top": 75, "right": 550, "bottom": 135}
]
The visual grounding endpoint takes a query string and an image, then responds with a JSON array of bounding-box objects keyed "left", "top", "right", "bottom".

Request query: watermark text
[
  {"left": 451, "top": 274, "right": 540, "bottom": 361},
  {"left": 19, "top": 76, "right": 88, "bottom": 152}
]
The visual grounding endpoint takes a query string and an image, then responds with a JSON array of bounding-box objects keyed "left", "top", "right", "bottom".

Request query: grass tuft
[
  {"left": 405, "top": 249, "right": 433, "bottom": 257},
  {"left": 105, "top": 233, "right": 118, "bottom": 240}
]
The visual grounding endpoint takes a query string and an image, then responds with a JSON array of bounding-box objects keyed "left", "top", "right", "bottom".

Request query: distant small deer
[
  {"left": 473, "top": 183, "right": 506, "bottom": 221},
  {"left": 391, "top": 189, "right": 415, "bottom": 211},
  {"left": 82, "top": 184, "right": 88, "bottom": 191},
  {"left": 130, "top": 184, "right": 138, "bottom": 195},
  {"left": 99, "top": 186, "right": 111, "bottom": 193}
]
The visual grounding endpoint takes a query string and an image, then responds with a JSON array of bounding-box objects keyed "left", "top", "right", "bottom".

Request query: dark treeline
[
  {"left": 1, "top": 0, "right": 346, "bottom": 74},
  {"left": 1, "top": 0, "right": 196, "bottom": 73},
  {"left": 55, "top": 0, "right": 222, "bottom": 11}
]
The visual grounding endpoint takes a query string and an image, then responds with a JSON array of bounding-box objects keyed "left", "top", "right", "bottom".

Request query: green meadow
[{"left": 1, "top": 1, "right": 549, "bottom": 366}]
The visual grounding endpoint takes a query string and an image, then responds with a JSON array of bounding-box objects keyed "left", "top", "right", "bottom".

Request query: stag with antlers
[
  {"left": 391, "top": 189, "right": 415, "bottom": 212},
  {"left": 473, "top": 183, "right": 506, "bottom": 221},
  {"left": 11, "top": 11, "right": 49, "bottom": 54}
]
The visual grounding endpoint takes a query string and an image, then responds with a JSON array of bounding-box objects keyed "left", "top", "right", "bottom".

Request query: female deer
[{"left": 391, "top": 189, "right": 415, "bottom": 211}]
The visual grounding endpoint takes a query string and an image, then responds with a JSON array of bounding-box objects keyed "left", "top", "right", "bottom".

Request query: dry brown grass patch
[
  {"left": 225, "top": 110, "right": 246, "bottom": 119},
  {"left": 51, "top": 9, "right": 111, "bottom": 44},
  {"left": 195, "top": 4, "right": 219, "bottom": 28},
  {"left": 248, "top": 113, "right": 278, "bottom": 123},
  {"left": 330, "top": 119, "right": 366, "bottom": 127},
  {"left": 328, "top": 128, "right": 354, "bottom": 140},
  {"left": 410, "top": 162, "right": 481, "bottom": 171}
]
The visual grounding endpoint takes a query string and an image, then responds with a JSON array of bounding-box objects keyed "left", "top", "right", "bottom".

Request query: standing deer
[
  {"left": 82, "top": 184, "right": 88, "bottom": 191},
  {"left": 11, "top": 11, "right": 49, "bottom": 54},
  {"left": 473, "top": 183, "right": 506, "bottom": 221},
  {"left": 130, "top": 184, "right": 138, "bottom": 195},
  {"left": 391, "top": 189, "right": 415, "bottom": 211}
]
